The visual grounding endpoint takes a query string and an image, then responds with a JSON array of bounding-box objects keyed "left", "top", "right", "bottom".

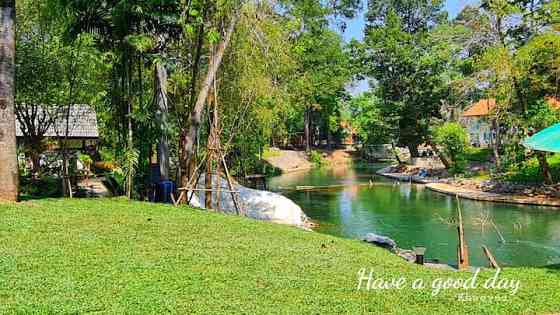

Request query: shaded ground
[
  {"left": 1, "top": 198, "right": 560, "bottom": 314},
  {"left": 76, "top": 177, "right": 111, "bottom": 197}
]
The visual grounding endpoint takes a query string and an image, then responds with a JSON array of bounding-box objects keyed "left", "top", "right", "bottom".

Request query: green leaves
[
  {"left": 125, "top": 34, "right": 155, "bottom": 53},
  {"left": 433, "top": 122, "right": 470, "bottom": 172}
]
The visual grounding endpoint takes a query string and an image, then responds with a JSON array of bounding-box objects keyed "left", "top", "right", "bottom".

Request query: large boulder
[
  {"left": 186, "top": 175, "right": 308, "bottom": 227},
  {"left": 363, "top": 233, "right": 397, "bottom": 251}
]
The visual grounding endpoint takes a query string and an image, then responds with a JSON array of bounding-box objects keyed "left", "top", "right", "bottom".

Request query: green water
[{"left": 268, "top": 165, "right": 560, "bottom": 267}]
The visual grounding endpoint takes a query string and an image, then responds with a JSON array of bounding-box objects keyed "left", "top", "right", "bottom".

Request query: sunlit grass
[{"left": 0, "top": 198, "right": 559, "bottom": 314}]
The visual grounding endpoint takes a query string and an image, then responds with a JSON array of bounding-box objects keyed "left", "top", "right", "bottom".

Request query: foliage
[
  {"left": 18, "top": 176, "right": 63, "bottom": 199},
  {"left": 433, "top": 122, "right": 470, "bottom": 173},
  {"left": 359, "top": 8, "right": 453, "bottom": 156},
  {"left": 78, "top": 154, "right": 93, "bottom": 171},
  {"left": 347, "top": 93, "right": 392, "bottom": 145},
  {"left": 505, "top": 154, "right": 560, "bottom": 183},
  {"left": 462, "top": 147, "right": 492, "bottom": 163},
  {"left": 308, "top": 150, "right": 326, "bottom": 167},
  {"left": 15, "top": 0, "right": 108, "bottom": 176}
]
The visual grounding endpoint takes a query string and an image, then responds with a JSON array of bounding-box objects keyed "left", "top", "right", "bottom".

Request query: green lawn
[{"left": 1, "top": 198, "right": 559, "bottom": 314}]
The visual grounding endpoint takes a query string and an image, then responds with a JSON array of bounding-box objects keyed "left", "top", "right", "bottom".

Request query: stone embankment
[{"left": 377, "top": 164, "right": 560, "bottom": 208}]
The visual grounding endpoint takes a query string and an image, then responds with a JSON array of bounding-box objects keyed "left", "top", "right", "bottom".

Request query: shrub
[
  {"left": 461, "top": 147, "right": 492, "bottom": 163},
  {"left": 433, "top": 122, "right": 470, "bottom": 173},
  {"left": 309, "top": 150, "right": 326, "bottom": 167},
  {"left": 505, "top": 154, "right": 560, "bottom": 184},
  {"left": 19, "top": 175, "right": 63, "bottom": 198}
]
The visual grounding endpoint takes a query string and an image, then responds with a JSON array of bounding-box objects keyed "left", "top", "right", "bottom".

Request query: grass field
[{"left": 1, "top": 198, "right": 559, "bottom": 314}]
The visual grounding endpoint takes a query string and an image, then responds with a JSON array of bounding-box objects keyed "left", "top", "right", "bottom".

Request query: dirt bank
[
  {"left": 264, "top": 148, "right": 356, "bottom": 173},
  {"left": 264, "top": 149, "right": 313, "bottom": 173}
]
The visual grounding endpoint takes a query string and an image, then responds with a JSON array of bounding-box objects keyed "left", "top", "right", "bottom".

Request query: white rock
[{"left": 186, "top": 175, "right": 308, "bottom": 227}]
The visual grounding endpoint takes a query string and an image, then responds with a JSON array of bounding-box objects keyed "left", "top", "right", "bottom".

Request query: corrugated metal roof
[{"left": 16, "top": 104, "right": 98, "bottom": 138}]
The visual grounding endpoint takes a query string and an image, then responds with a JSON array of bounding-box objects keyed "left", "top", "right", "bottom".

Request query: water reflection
[{"left": 268, "top": 165, "right": 560, "bottom": 267}]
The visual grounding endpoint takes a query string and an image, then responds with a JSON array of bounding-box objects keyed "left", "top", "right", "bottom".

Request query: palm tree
[{"left": 0, "top": 0, "right": 18, "bottom": 201}]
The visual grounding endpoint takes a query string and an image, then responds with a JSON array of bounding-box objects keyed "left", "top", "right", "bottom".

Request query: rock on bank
[{"left": 187, "top": 175, "right": 309, "bottom": 228}]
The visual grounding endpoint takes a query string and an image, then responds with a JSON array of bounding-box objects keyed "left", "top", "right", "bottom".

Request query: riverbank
[
  {"left": 377, "top": 164, "right": 560, "bottom": 207},
  {"left": 1, "top": 198, "right": 559, "bottom": 313},
  {"left": 263, "top": 148, "right": 356, "bottom": 173}
]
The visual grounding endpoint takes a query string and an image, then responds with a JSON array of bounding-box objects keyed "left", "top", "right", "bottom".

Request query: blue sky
[{"left": 341, "top": 0, "right": 480, "bottom": 42}]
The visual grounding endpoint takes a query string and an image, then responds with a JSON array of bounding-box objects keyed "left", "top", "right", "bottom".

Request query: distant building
[
  {"left": 460, "top": 97, "right": 560, "bottom": 147},
  {"left": 460, "top": 99, "right": 496, "bottom": 147},
  {"left": 16, "top": 104, "right": 99, "bottom": 150}
]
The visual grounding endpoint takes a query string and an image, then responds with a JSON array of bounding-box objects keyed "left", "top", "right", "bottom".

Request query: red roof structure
[
  {"left": 461, "top": 99, "right": 496, "bottom": 117},
  {"left": 462, "top": 97, "right": 560, "bottom": 117}
]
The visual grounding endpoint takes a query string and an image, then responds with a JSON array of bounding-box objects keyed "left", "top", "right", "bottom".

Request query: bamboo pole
[
  {"left": 456, "top": 194, "right": 469, "bottom": 270},
  {"left": 482, "top": 245, "right": 500, "bottom": 269},
  {"left": 490, "top": 220, "right": 506, "bottom": 244}
]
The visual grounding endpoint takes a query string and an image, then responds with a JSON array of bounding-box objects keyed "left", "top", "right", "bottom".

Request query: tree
[
  {"left": 361, "top": 10, "right": 450, "bottom": 156},
  {"left": 366, "top": 0, "right": 447, "bottom": 33},
  {"left": 179, "top": 11, "right": 239, "bottom": 187},
  {"left": 285, "top": 0, "right": 355, "bottom": 151},
  {"left": 58, "top": 0, "right": 182, "bottom": 197},
  {"left": 347, "top": 93, "right": 393, "bottom": 145},
  {"left": 0, "top": 0, "right": 18, "bottom": 201}
]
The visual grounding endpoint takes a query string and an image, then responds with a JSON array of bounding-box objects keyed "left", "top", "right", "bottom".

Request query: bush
[
  {"left": 309, "top": 150, "right": 326, "bottom": 167},
  {"left": 433, "top": 122, "right": 470, "bottom": 173},
  {"left": 504, "top": 154, "right": 560, "bottom": 184},
  {"left": 461, "top": 147, "right": 492, "bottom": 163},
  {"left": 19, "top": 175, "right": 63, "bottom": 198}
]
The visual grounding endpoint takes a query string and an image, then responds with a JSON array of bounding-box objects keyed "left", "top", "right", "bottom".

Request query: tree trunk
[
  {"left": 407, "top": 143, "right": 419, "bottom": 158},
  {"left": 427, "top": 140, "right": 451, "bottom": 169},
  {"left": 0, "top": 0, "right": 18, "bottom": 201},
  {"left": 126, "top": 99, "right": 133, "bottom": 198},
  {"left": 155, "top": 62, "right": 169, "bottom": 181},
  {"left": 491, "top": 118, "right": 501, "bottom": 172},
  {"left": 30, "top": 149, "right": 41, "bottom": 176},
  {"left": 537, "top": 151, "right": 553, "bottom": 185},
  {"left": 205, "top": 54, "right": 216, "bottom": 209},
  {"left": 179, "top": 14, "right": 238, "bottom": 188},
  {"left": 304, "top": 106, "right": 311, "bottom": 151},
  {"left": 391, "top": 142, "right": 403, "bottom": 165}
]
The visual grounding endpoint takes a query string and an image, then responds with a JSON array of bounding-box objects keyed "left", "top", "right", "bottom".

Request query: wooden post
[
  {"left": 414, "top": 247, "right": 426, "bottom": 265},
  {"left": 482, "top": 245, "right": 500, "bottom": 269},
  {"left": 220, "top": 152, "right": 242, "bottom": 215},
  {"left": 456, "top": 195, "right": 469, "bottom": 270}
]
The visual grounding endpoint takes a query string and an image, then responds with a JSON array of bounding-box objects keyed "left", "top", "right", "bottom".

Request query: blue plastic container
[{"left": 156, "top": 180, "right": 176, "bottom": 204}]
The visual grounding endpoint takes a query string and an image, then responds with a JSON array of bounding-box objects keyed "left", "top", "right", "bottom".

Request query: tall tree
[
  {"left": 362, "top": 10, "right": 449, "bottom": 156},
  {"left": 367, "top": 0, "right": 446, "bottom": 33},
  {"left": 0, "top": 0, "right": 18, "bottom": 201}
]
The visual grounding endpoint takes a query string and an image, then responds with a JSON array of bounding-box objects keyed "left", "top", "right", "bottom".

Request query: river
[{"left": 268, "top": 165, "right": 560, "bottom": 267}]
